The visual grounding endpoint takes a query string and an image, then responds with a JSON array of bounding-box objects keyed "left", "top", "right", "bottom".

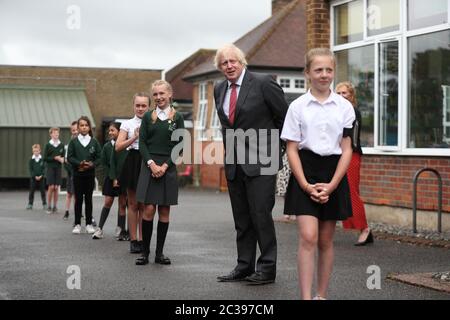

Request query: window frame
[{"left": 195, "top": 82, "right": 208, "bottom": 141}]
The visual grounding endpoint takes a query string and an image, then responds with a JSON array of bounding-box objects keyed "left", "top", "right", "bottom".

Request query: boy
[{"left": 27, "top": 144, "right": 47, "bottom": 210}]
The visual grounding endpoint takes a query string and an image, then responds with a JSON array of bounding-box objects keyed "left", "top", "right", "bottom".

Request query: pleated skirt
[{"left": 136, "top": 154, "right": 178, "bottom": 206}]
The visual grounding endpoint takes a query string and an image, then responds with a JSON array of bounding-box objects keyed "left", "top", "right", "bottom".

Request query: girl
[
  {"left": 92, "top": 122, "right": 128, "bottom": 239},
  {"left": 135, "top": 80, "right": 184, "bottom": 266},
  {"left": 68, "top": 116, "right": 102, "bottom": 234},
  {"left": 43, "top": 127, "right": 65, "bottom": 214},
  {"left": 336, "top": 81, "right": 373, "bottom": 246},
  {"left": 281, "top": 48, "right": 355, "bottom": 300},
  {"left": 115, "top": 93, "right": 150, "bottom": 253}
]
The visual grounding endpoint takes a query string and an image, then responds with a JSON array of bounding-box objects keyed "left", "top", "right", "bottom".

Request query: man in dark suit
[{"left": 214, "top": 44, "right": 288, "bottom": 285}]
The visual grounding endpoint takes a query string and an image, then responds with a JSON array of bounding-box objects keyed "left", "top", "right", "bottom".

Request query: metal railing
[{"left": 412, "top": 168, "right": 443, "bottom": 233}]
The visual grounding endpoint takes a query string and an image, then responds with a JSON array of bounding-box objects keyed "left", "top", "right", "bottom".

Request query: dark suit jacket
[{"left": 214, "top": 70, "right": 288, "bottom": 180}]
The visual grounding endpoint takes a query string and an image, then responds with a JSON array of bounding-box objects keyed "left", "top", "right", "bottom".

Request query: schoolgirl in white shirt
[
  {"left": 281, "top": 48, "right": 355, "bottom": 300},
  {"left": 115, "top": 93, "right": 150, "bottom": 254}
]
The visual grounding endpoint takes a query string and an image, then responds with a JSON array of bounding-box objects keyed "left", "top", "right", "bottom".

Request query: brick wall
[
  {"left": 305, "top": 0, "right": 330, "bottom": 50},
  {"left": 361, "top": 156, "right": 450, "bottom": 213}
]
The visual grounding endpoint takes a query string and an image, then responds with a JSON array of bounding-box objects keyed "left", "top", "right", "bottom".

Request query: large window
[
  {"left": 378, "top": 40, "right": 399, "bottom": 147},
  {"left": 408, "top": 0, "right": 448, "bottom": 30},
  {"left": 210, "top": 107, "right": 222, "bottom": 141},
  {"left": 335, "top": 45, "right": 375, "bottom": 147},
  {"left": 367, "top": 0, "right": 400, "bottom": 36},
  {"left": 332, "top": 0, "right": 450, "bottom": 154},
  {"left": 408, "top": 30, "right": 450, "bottom": 148},
  {"left": 334, "top": 0, "right": 364, "bottom": 45}
]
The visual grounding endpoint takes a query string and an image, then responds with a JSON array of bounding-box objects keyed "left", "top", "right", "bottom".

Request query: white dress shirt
[
  {"left": 77, "top": 134, "right": 91, "bottom": 147},
  {"left": 120, "top": 115, "right": 142, "bottom": 150},
  {"left": 32, "top": 154, "right": 42, "bottom": 162},
  {"left": 222, "top": 68, "right": 246, "bottom": 117},
  {"left": 49, "top": 139, "right": 61, "bottom": 147},
  {"left": 281, "top": 90, "right": 355, "bottom": 156}
]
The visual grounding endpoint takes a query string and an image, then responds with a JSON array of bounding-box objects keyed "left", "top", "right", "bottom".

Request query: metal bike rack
[{"left": 412, "top": 168, "right": 443, "bottom": 233}]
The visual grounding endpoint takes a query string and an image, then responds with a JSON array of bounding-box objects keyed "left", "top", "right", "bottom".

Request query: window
[
  {"left": 332, "top": 0, "right": 450, "bottom": 154},
  {"left": 335, "top": 45, "right": 375, "bottom": 147},
  {"left": 279, "top": 78, "right": 291, "bottom": 88},
  {"left": 367, "top": 0, "right": 400, "bottom": 36},
  {"left": 408, "top": 29, "right": 450, "bottom": 148},
  {"left": 408, "top": 0, "right": 448, "bottom": 30},
  {"left": 334, "top": 0, "right": 364, "bottom": 45},
  {"left": 210, "top": 106, "right": 222, "bottom": 141},
  {"left": 378, "top": 40, "right": 399, "bottom": 147},
  {"left": 295, "top": 79, "right": 305, "bottom": 89},
  {"left": 196, "top": 83, "right": 208, "bottom": 141},
  {"left": 278, "top": 76, "right": 306, "bottom": 93}
]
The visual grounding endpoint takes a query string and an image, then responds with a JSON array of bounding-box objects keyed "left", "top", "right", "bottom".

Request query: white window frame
[
  {"left": 331, "top": 0, "right": 450, "bottom": 156},
  {"left": 195, "top": 82, "right": 208, "bottom": 141},
  {"left": 277, "top": 76, "right": 306, "bottom": 93}
]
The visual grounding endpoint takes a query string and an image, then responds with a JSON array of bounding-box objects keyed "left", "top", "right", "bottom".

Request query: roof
[
  {"left": 0, "top": 85, "right": 95, "bottom": 128},
  {"left": 184, "top": 0, "right": 305, "bottom": 80},
  {"left": 166, "top": 49, "right": 216, "bottom": 101}
]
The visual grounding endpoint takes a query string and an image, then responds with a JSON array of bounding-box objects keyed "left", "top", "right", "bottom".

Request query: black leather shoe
[
  {"left": 135, "top": 255, "right": 149, "bottom": 265},
  {"left": 217, "top": 270, "right": 251, "bottom": 282},
  {"left": 155, "top": 254, "right": 171, "bottom": 265},
  {"left": 245, "top": 272, "right": 275, "bottom": 285},
  {"left": 354, "top": 230, "right": 374, "bottom": 246}
]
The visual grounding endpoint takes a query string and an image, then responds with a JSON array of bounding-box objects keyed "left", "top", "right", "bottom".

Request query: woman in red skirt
[{"left": 336, "top": 82, "right": 373, "bottom": 246}]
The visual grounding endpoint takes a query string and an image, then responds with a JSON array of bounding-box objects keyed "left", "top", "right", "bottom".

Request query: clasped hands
[
  {"left": 149, "top": 162, "right": 168, "bottom": 178},
  {"left": 305, "top": 183, "right": 333, "bottom": 204},
  {"left": 78, "top": 160, "right": 93, "bottom": 172}
]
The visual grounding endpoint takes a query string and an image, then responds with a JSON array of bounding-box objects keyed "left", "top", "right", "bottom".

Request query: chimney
[{"left": 272, "top": 0, "right": 294, "bottom": 15}]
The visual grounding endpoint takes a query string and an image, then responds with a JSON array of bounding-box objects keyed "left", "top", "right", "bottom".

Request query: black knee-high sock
[
  {"left": 99, "top": 207, "right": 111, "bottom": 229},
  {"left": 117, "top": 211, "right": 126, "bottom": 230},
  {"left": 142, "top": 219, "right": 153, "bottom": 257},
  {"left": 156, "top": 221, "right": 169, "bottom": 257}
]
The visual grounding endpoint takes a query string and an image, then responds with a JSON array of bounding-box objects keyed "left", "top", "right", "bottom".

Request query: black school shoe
[
  {"left": 135, "top": 255, "right": 149, "bottom": 265},
  {"left": 155, "top": 254, "right": 171, "bottom": 265}
]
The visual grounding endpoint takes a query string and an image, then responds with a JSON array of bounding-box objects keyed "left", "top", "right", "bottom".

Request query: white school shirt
[
  {"left": 156, "top": 106, "right": 170, "bottom": 121},
  {"left": 222, "top": 68, "right": 246, "bottom": 118},
  {"left": 281, "top": 90, "right": 355, "bottom": 156},
  {"left": 120, "top": 115, "right": 141, "bottom": 150},
  {"left": 49, "top": 139, "right": 61, "bottom": 147},
  {"left": 77, "top": 134, "right": 91, "bottom": 147},
  {"left": 32, "top": 154, "right": 42, "bottom": 162}
]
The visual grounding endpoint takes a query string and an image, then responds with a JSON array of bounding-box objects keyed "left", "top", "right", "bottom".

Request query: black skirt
[
  {"left": 284, "top": 149, "right": 352, "bottom": 221},
  {"left": 119, "top": 149, "right": 141, "bottom": 191},
  {"left": 102, "top": 176, "right": 126, "bottom": 197},
  {"left": 136, "top": 154, "right": 178, "bottom": 206}
]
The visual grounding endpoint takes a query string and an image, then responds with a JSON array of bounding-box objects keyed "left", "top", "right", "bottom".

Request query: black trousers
[
  {"left": 73, "top": 175, "right": 95, "bottom": 226},
  {"left": 28, "top": 178, "right": 46, "bottom": 205},
  {"left": 226, "top": 165, "right": 277, "bottom": 276}
]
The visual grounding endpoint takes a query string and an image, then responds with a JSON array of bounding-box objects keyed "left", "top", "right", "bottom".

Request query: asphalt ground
[{"left": 0, "top": 189, "right": 449, "bottom": 300}]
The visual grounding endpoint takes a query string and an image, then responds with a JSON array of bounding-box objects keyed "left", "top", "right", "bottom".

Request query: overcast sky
[{"left": 0, "top": 0, "right": 271, "bottom": 72}]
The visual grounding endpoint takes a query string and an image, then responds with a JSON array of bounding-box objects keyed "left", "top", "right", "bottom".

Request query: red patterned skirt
[{"left": 342, "top": 153, "right": 368, "bottom": 230}]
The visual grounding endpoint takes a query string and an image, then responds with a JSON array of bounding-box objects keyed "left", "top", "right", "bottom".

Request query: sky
[{"left": 0, "top": 0, "right": 272, "bottom": 72}]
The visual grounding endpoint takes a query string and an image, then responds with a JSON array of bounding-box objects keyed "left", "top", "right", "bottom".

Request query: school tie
[{"left": 228, "top": 83, "right": 237, "bottom": 125}]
